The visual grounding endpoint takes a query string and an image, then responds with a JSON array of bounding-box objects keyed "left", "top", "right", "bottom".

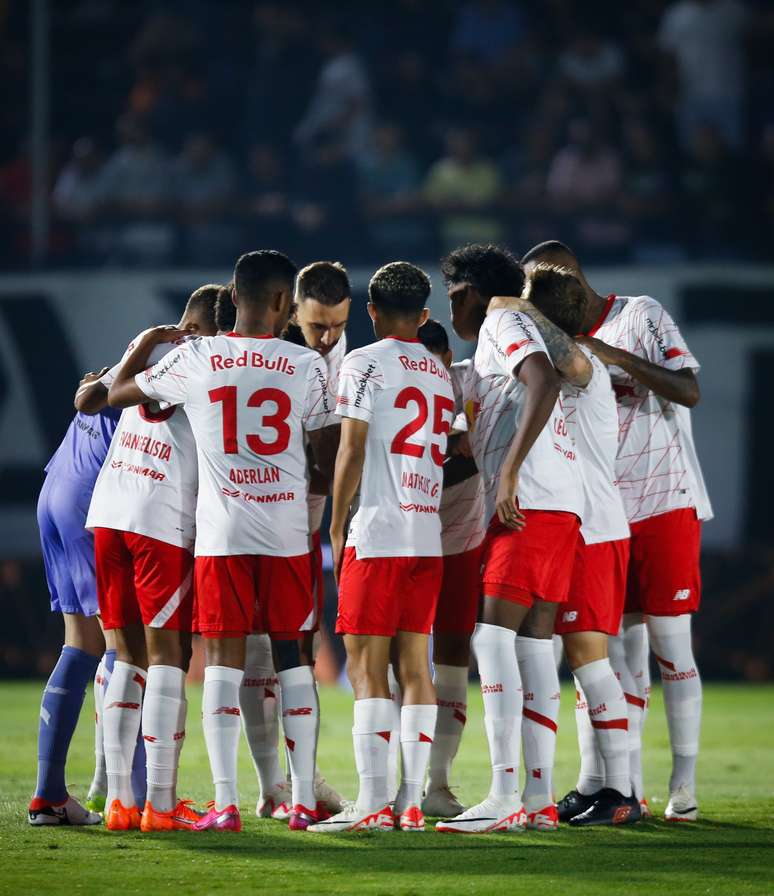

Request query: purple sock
[
  {"left": 102, "top": 649, "right": 117, "bottom": 688},
  {"left": 132, "top": 729, "right": 147, "bottom": 807},
  {"left": 35, "top": 646, "right": 99, "bottom": 802}
]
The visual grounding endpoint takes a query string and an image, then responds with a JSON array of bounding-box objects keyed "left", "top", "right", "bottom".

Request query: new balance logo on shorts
[
  {"left": 672, "top": 589, "right": 691, "bottom": 601},
  {"left": 562, "top": 610, "right": 578, "bottom": 622}
]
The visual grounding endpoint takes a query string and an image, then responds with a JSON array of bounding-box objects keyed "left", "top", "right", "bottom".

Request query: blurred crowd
[{"left": 1, "top": 0, "right": 773, "bottom": 268}]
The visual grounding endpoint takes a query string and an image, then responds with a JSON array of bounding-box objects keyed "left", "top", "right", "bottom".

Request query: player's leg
[
  {"left": 517, "top": 600, "right": 562, "bottom": 830},
  {"left": 647, "top": 613, "right": 702, "bottom": 820},
  {"left": 635, "top": 509, "right": 702, "bottom": 820},
  {"left": 86, "top": 622, "right": 114, "bottom": 812},
  {"left": 562, "top": 631, "right": 639, "bottom": 826},
  {"left": 240, "top": 632, "right": 288, "bottom": 818},
  {"left": 131, "top": 534, "right": 199, "bottom": 831},
  {"left": 386, "top": 658, "right": 402, "bottom": 803},
  {"left": 193, "top": 555, "right": 253, "bottom": 832},
  {"left": 309, "top": 551, "right": 398, "bottom": 833},
  {"left": 30, "top": 611, "right": 104, "bottom": 825},
  {"left": 424, "top": 546, "right": 479, "bottom": 817}
]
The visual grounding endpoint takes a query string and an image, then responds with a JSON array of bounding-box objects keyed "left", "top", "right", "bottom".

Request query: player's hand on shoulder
[{"left": 145, "top": 325, "right": 190, "bottom": 345}]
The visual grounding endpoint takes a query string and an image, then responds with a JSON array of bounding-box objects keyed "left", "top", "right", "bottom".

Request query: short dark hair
[
  {"left": 417, "top": 319, "right": 450, "bottom": 356},
  {"left": 525, "top": 264, "right": 587, "bottom": 335},
  {"left": 296, "top": 261, "right": 351, "bottom": 306},
  {"left": 440, "top": 244, "right": 524, "bottom": 300},
  {"left": 521, "top": 240, "right": 578, "bottom": 267},
  {"left": 368, "top": 261, "right": 431, "bottom": 317},
  {"left": 184, "top": 283, "right": 220, "bottom": 330},
  {"left": 214, "top": 281, "right": 236, "bottom": 332},
  {"left": 234, "top": 250, "right": 297, "bottom": 307}
]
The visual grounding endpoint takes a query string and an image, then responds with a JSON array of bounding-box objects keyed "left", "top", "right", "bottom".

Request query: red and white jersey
[
  {"left": 308, "top": 332, "right": 347, "bottom": 535},
  {"left": 560, "top": 348, "right": 629, "bottom": 545},
  {"left": 135, "top": 332, "right": 334, "bottom": 557},
  {"left": 336, "top": 337, "right": 455, "bottom": 559},
  {"left": 590, "top": 295, "right": 712, "bottom": 524},
  {"left": 87, "top": 332, "right": 197, "bottom": 550},
  {"left": 440, "top": 360, "right": 485, "bottom": 556},
  {"left": 464, "top": 309, "right": 584, "bottom": 525}
]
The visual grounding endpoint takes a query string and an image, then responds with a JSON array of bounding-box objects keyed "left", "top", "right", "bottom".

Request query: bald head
[{"left": 521, "top": 240, "right": 581, "bottom": 278}]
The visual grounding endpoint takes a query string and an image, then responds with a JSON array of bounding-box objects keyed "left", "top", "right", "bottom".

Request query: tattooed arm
[{"left": 490, "top": 296, "right": 592, "bottom": 387}]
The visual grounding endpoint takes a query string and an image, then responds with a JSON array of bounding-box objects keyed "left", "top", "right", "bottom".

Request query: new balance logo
[
  {"left": 213, "top": 706, "right": 240, "bottom": 716},
  {"left": 284, "top": 707, "right": 313, "bottom": 717},
  {"left": 562, "top": 611, "right": 578, "bottom": 622},
  {"left": 672, "top": 589, "right": 691, "bottom": 601}
]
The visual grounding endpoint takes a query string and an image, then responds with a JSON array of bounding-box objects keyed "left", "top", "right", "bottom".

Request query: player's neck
[
  {"left": 580, "top": 291, "right": 607, "bottom": 334},
  {"left": 380, "top": 323, "right": 419, "bottom": 341},
  {"left": 233, "top": 311, "right": 278, "bottom": 338}
]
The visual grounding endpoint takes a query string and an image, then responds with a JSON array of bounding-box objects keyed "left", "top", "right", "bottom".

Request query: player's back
[
  {"left": 166, "top": 333, "right": 332, "bottom": 557},
  {"left": 560, "top": 348, "right": 628, "bottom": 545},
  {"left": 87, "top": 336, "right": 198, "bottom": 550},
  {"left": 45, "top": 408, "right": 121, "bottom": 483},
  {"left": 338, "top": 337, "right": 455, "bottom": 558}
]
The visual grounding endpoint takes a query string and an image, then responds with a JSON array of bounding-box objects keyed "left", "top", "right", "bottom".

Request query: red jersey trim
[
  {"left": 505, "top": 338, "right": 535, "bottom": 356},
  {"left": 225, "top": 331, "right": 273, "bottom": 339},
  {"left": 385, "top": 336, "right": 421, "bottom": 343},
  {"left": 585, "top": 295, "right": 616, "bottom": 337}
]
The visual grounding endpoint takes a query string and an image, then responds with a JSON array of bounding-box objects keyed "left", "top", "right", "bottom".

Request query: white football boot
[
  {"left": 665, "top": 784, "right": 698, "bottom": 822},
  {"left": 28, "top": 795, "right": 102, "bottom": 826},
  {"left": 421, "top": 786, "right": 465, "bottom": 817},
  {"left": 308, "top": 803, "right": 394, "bottom": 833},
  {"left": 435, "top": 795, "right": 527, "bottom": 833},
  {"left": 257, "top": 780, "right": 292, "bottom": 820}
]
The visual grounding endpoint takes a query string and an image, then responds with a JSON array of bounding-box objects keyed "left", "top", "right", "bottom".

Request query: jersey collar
[
  {"left": 585, "top": 295, "right": 616, "bottom": 337},
  {"left": 385, "top": 335, "right": 420, "bottom": 343},
  {"left": 225, "top": 331, "right": 273, "bottom": 339}
]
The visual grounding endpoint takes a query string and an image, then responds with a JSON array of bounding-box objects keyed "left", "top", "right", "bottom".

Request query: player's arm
[
  {"left": 108, "top": 326, "right": 187, "bottom": 408},
  {"left": 576, "top": 335, "right": 700, "bottom": 408},
  {"left": 73, "top": 368, "right": 110, "bottom": 414},
  {"left": 491, "top": 296, "right": 592, "bottom": 387},
  {"left": 496, "top": 353, "right": 560, "bottom": 530},
  {"left": 329, "top": 418, "right": 368, "bottom": 582}
]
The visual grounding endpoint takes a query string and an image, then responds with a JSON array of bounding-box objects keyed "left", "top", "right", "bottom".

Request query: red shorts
[
  {"left": 311, "top": 530, "right": 324, "bottom": 626},
  {"left": 555, "top": 537, "right": 630, "bottom": 636},
  {"left": 336, "top": 549, "right": 442, "bottom": 637},
  {"left": 434, "top": 545, "right": 483, "bottom": 635},
  {"left": 94, "top": 528, "right": 194, "bottom": 631},
  {"left": 625, "top": 508, "right": 701, "bottom": 616},
  {"left": 481, "top": 510, "right": 580, "bottom": 606},
  {"left": 195, "top": 553, "right": 315, "bottom": 639}
]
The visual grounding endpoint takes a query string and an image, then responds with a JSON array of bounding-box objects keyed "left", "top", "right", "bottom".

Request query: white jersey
[
  {"left": 560, "top": 348, "right": 629, "bottom": 545},
  {"left": 135, "top": 333, "right": 334, "bottom": 557},
  {"left": 464, "top": 309, "right": 584, "bottom": 525},
  {"left": 308, "top": 332, "right": 347, "bottom": 535},
  {"left": 87, "top": 332, "right": 197, "bottom": 550},
  {"left": 440, "top": 360, "right": 485, "bottom": 556},
  {"left": 591, "top": 295, "right": 712, "bottom": 524},
  {"left": 336, "top": 337, "right": 456, "bottom": 559}
]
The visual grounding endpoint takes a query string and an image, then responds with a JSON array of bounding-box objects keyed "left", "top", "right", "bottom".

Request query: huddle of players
[{"left": 29, "top": 240, "right": 709, "bottom": 835}]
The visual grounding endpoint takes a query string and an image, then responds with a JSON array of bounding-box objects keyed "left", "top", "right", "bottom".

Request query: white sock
[
  {"left": 142, "top": 665, "right": 185, "bottom": 813},
  {"left": 552, "top": 634, "right": 564, "bottom": 670},
  {"left": 103, "top": 661, "right": 145, "bottom": 809},
  {"left": 517, "top": 636, "right": 560, "bottom": 813},
  {"left": 202, "top": 665, "right": 243, "bottom": 811},
  {"left": 386, "top": 664, "right": 402, "bottom": 802},
  {"left": 353, "top": 697, "right": 393, "bottom": 810},
  {"left": 471, "top": 623, "right": 522, "bottom": 800},
  {"left": 574, "top": 658, "right": 631, "bottom": 797},
  {"left": 90, "top": 658, "right": 107, "bottom": 795},
  {"left": 174, "top": 692, "right": 187, "bottom": 794},
  {"left": 397, "top": 703, "right": 437, "bottom": 811},
  {"left": 427, "top": 664, "right": 468, "bottom": 792},
  {"left": 574, "top": 680, "right": 605, "bottom": 795},
  {"left": 278, "top": 665, "right": 319, "bottom": 811},
  {"left": 620, "top": 615, "right": 650, "bottom": 800},
  {"left": 646, "top": 614, "right": 702, "bottom": 794},
  {"left": 240, "top": 634, "right": 284, "bottom": 796}
]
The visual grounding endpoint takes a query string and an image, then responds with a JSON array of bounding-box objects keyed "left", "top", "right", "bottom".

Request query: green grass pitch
[{"left": 0, "top": 680, "right": 772, "bottom": 895}]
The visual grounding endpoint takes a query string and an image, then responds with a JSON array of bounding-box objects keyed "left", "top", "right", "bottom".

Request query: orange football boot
[
  {"left": 140, "top": 799, "right": 203, "bottom": 832},
  {"left": 105, "top": 799, "right": 141, "bottom": 831}
]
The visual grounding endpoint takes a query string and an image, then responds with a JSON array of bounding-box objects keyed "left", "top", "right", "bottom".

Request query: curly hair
[
  {"left": 417, "top": 319, "right": 450, "bottom": 356},
  {"left": 369, "top": 261, "right": 431, "bottom": 315},
  {"left": 440, "top": 244, "right": 524, "bottom": 300}
]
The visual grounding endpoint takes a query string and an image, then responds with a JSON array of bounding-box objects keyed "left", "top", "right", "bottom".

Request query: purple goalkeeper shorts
[{"left": 37, "top": 472, "right": 99, "bottom": 617}]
